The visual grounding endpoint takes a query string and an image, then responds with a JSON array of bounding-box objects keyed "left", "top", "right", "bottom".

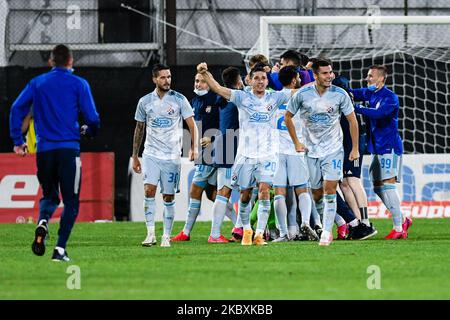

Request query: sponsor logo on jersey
[
  {"left": 151, "top": 117, "right": 173, "bottom": 128},
  {"left": 309, "top": 113, "right": 331, "bottom": 123},
  {"left": 249, "top": 112, "right": 270, "bottom": 123}
]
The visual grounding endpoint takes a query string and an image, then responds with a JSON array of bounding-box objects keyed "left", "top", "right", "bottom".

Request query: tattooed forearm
[{"left": 132, "top": 122, "right": 145, "bottom": 157}]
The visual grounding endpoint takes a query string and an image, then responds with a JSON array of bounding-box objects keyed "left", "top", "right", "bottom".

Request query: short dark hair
[
  {"left": 249, "top": 54, "right": 269, "bottom": 68},
  {"left": 249, "top": 63, "right": 268, "bottom": 78},
  {"left": 312, "top": 58, "right": 332, "bottom": 74},
  {"left": 298, "top": 52, "right": 309, "bottom": 67},
  {"left": 369, "top": 64, "right": 388, "bottom": 80},
  {"left": 51, "top": 44, "right": 72, "bottom": 67},
  {"left": 280, "top": 50, "right": 301, "bottom": 66},
  {"left": 278, "top": 65, "right": 298, "bottom": 87},
  {"left": 222, "top": 67, "right": 241, "bottom": 89},
  {"left": 152, "top": 63, "right": 170, "bottom": 78}
]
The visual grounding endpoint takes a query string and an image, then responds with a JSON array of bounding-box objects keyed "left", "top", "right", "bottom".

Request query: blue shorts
[
  {"left": 142, "top": 154, "right": 180, "bottom": 195},
  {"left": 343, "top": 153, "right": 364, "bottom": 178},
  {"left": 369, "top": 152, "right": 402, "bottom": 183},
  {"left": 307, "top": 148, "right": 344, "bottom": 190},
  {"left": 231, "top": 155, "right": 277, "bottom": 190},
  {"left": 273, "top": 153, "right": 309, "bottom": 189},
  {"left": 192, "top": 164, "right": 217, "bottom": 188}
]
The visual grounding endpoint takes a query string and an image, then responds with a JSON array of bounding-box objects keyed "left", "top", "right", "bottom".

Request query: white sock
[
  {"left": 322, "top": 194, "right": 337, "bottom": 233},
  {"left": 250, "top": 188, "right": 259, "bottom": 207},
  {"left": 224, "top": 200, "right": 237, "bottom": 225},
  {"left": 310, "top": 195, "right": 322, "bottom": 228},
  {"left": 238, "top": 200, "right": 251, "bottom": 229},
  {"left": 144, "top": 197, "right": 156, "bottom": 235},
  {"left": 298, "top": 192, "right": 312, "bottom": 227},
  {"left": 382, "top": 184, "right": 403, "bottom": 232},
  {"left": 183, "top": 198, "right": 201, "bottom": 235},
  {"left": 334, "top": 214, "right": 346, "bottom": 227},
  {"left": 256, "top": 199, "right": 271, "bottom": 235},
  {"left": 55, "top": 246, "right": 65, "bottom": 255},
  {"left": 349, "top": 218, "right": 360, "bottom": 227},
  {"left": 211, "top": 195, "right": 228, "bottom": 238},
  {"left": 274, "top": 195, "right": 288, "bottom": 237},
  {"left": 163, "top": 201, "right": 176, "bottom": 237},
  {"left": 288, "top": 225, "right": 298, "bottom": 238}
]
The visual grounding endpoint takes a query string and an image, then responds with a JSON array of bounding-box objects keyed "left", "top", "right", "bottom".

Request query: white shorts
[
  {"left": 273, "top": 153, "right": 309, "bottom": 189},
  {"left": 217, "top": 167, "right": 234, "bottom": 191},
  {"left": 307, "top": 148, "right": 344, "bottom": 190},
  {"left": 231, "top": 155, "right": 277, "bottom": 190},
  {"left": 142, "top": 154, "right": 180, "bottom": 194},
  {"left": 192, "top": 164, "right": 217, "bottom": 188},
  {"left": 369, "top": 152, "right": 402, "bottom": 183}
]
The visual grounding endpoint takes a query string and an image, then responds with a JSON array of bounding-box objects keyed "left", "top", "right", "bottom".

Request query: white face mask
[{"left": 194, "top": 88, "right": 209, "bottom": 96}]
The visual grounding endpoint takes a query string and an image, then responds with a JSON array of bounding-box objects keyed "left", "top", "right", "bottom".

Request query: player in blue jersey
[
  {"left": 208, "top": 67, "right": 244, "bottom": 243},
  {"left": 171, "top": 72, "right": 222, "bottom": 242},
  {"left": 197, "top": 62, "right": 297, "bottom": 246},
  {"left": 272, "top": 66, "right": 319, "bottom": 242},
  {"left": 132, "top": 64, "right": 198, "bottom": 248},
  {"left": 352, "top": 65, "right": 412, "bottom": 239},
  {"left": 285, "top": 59, "right": 360, "bottom": 246},
  {"left": 9, "top": 44, "right": 100, "bottom": 261}
]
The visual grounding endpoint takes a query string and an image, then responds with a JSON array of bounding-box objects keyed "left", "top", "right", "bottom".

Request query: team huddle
[{"left": 132, "top": 50, "right": 413, "bottom": 247}]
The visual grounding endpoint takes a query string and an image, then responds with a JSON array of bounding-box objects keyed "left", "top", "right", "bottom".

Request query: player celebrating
[
  {"left": 197, "top": 62, "right": 296, "bottom": 246},
  {"left": 285, "top": 59, "right": 360, "bottom": 246},
  {"left": 171, "top": 72, "right": 220, "bottom": 241},
  {"left": 209, "top": 67, "right": 244, "bottom": 243},
  {"left": 272, "top": 66, "right": 318, "bottom": 242},
  {"left": 132, "top": 64, "right": 198, "bottom": 248},
  {"left": 352, "top": 65, "right": 412, "bottom": 239}
]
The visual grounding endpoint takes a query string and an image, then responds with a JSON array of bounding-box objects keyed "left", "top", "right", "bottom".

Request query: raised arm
[{"left": 197, "top": 63, "right": 232, "bottom": 100}]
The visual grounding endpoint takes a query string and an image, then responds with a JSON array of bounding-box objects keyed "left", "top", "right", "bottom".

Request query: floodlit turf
[{"left": 0, "top": 219, "right": 449, "bottom": 300}]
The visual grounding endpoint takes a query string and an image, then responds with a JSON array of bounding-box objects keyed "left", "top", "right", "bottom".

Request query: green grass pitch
[{"left": 0, "top": 219, "right": 449, "bottom": 299}]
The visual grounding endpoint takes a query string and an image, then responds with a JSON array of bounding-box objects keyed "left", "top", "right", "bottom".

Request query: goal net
[{"left": 250, "top": 16, "right": 450, "bottom": 218}]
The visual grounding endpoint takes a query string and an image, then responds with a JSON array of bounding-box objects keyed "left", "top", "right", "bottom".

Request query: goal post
[
  {"left": 259, "top": 15, "right": 450, "bottom": 60},
  {"left": 254, "top": 15, "right": 450, "bottom": 215}
]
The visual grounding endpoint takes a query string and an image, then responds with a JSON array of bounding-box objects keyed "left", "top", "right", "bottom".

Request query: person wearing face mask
[
  {"left": 351, "top": 65, "right": 412, "bottom": 240},
  {"left": 172, "top": 73, "right": 222, "bottom": 242}
]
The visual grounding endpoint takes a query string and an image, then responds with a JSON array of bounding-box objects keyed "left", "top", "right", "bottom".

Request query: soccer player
[
  {"left": 9, "top": 44, "right": 100, "bottom": 261},
  {"left": 132, "top": 64, "right": 198, "bottom": 248},
  {"left": 352, "top": 65, "right": 412, "bottom": 239},
  {"left": 272, "top": 66, "right": 318, "bottom": 242},
  {"left": 270, "top": 50, "right": 313, "bottom": 90},
  {"left": 197, "top": 62, "right": 296, "bottom": 246},
  {"left": 209, "top": 67, "right": 243, "bottom": 243},
  {"left": 171, "top": 72, "right": 221, "bottom": 241},
  {"left": 333, "top": 75, "right": 378, "bottom": 239},
  {"left": 284, "top": 58, "right": 360, "bottom": 246}
]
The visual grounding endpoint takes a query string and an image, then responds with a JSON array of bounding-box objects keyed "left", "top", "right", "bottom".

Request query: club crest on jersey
[
  {"left": 326, "top": 106, "right": 333, "bottom": 113},
  {"left": 266, "top": 104, "right": 274, "bottom": 112},
  {"left": 167, "top": 106, "right": 175, "bottom": 115},
  {"left": 205, "top": 106, "right": 212, "bottom": 113},
  {"left": 249, "top": 112, "right": 270, "bottom": 123}
]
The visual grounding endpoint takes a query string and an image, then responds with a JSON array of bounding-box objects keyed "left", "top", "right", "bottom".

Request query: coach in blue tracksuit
[
  {"left": 9, "top": 44, "right": 100, "bottom": 261},
  {"left": 352, "top": 64, "right": 412, "bottom": 240}
]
